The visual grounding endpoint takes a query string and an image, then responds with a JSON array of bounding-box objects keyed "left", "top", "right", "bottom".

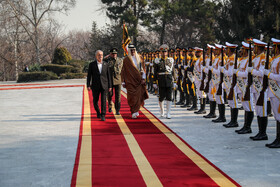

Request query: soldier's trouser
[
  {"left": 227, "top": 86, "right": 239, "bottom": 109},
  {"left": 239, "top": 92, "right": 254, "bottom": 112},
  {"left": 215, "top": 85, "right": 224, "bottom": 104},
  {"left": 159, "top": 87, "right": 172, "bottom": 102},
  {"left": 195, "top": 81, "right": 206, "bottom": 99},
  {"left": 270, "top": 97, "right": 280, "bottom": 121},
  {"left": 208, "top": 83, "right": 216, "bottom": 101},
  {"left": 253, "top": 90, "right": 267, "bottom": 117},
  {"left": 187, "top": 81, "right": 196, "bottom": 97},
  {"left": 108, "top": 84, "right": 122, "bottom": 112},
  {"left": 108, "top": 84, "right": 122, "bottom": 111}
]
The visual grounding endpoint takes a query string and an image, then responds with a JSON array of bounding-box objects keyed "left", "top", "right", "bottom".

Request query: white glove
[
  {"left": 264, "top": 69, "right": 270, "bottom": 76},
  {"left": 247, "top": 67, "right": 253, "bottom": 72},
  {"left": 173, "top": 83, "right": 178, "bottom": 89},
  {"left": 233, "top": 69, "right": 238, "bottom": 74},
  {"left": 184, "top": 65, "right": 188, "bottom": 69},
  {"left": 153, "top": 84, "right": 158, "bottom": 89}
]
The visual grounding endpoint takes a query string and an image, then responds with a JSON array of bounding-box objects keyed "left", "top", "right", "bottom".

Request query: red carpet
[{"left": 71, "top": 88, "right": 240, "bottom": 187}]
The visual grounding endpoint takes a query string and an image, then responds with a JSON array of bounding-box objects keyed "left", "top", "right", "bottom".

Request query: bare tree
[
  {"left": 63, "top": 30, "right": 91, "bottom": 61},
  {"left": 5, "top": 0, "right": 76, "bottom": 65}
]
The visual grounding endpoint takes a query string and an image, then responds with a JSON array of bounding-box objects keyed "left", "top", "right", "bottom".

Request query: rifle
[
  {"left": 256, "top": 42, "right": 270, "bottom": 106},
  {"left": 243, "top": 42, "right": 253, "bottom": 101},
  {"left": 204, "top": 48, "right": 213, "bottom": 93},
  {"left": 216, "top": 47, "right": 224, "bottom": 95},
  {"left": 227, "top": 48, "right": 238, "bottom": 100},
  {"left": 199, "top": 48, "right": 206, "bottom": 91}
]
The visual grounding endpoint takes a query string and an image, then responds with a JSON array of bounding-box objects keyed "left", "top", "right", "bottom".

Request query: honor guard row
[{"left": 141, "top": 38, "right": 280, "bottom": 148}]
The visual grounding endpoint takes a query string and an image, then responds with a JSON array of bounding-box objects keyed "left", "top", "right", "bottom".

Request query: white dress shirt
[{"left": 97, "top": 61, "right": 102, "bottom": 74}]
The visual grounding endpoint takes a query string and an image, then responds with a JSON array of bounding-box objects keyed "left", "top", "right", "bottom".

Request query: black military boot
[
  {"left": 181, "top": 93, "right": 189, "bottom": 108},
  {"left": 266, "top": 121, "right": 280, "bottom": 148},
  {"left": 237, "top": 111, "right": 254, "bottom": 134},
  {"left": 267, "top": 101, "right": 273, "bottom": 117},
  {"left": 187, "top": 95, "right": 198, "bottom": 111},
  {"left": 176, "top": 92, "right": 184, "bottom": 105},
  {"left": 203, "top": 101, "right": 217, "bottom": 118},
  {"left": 206, "top": 97, "right": 210, "bottom": 104},
  {"left": 235, "top": 111, "right": 247, "bottom": 133},
  {"left": 212, "top": 104, "right": 226, "bottom": 123},
  {"left": 188, "top": 94, "right": 193, "bottom": 107},
  {"left": 223, "top": 108, "right": 239, "bottom": 128},
  {"left": 250, "top": 116, "right": 268, "bottom": 141},
  {"left": 195, "top": 98, "right": 206, "bottom": 114}
]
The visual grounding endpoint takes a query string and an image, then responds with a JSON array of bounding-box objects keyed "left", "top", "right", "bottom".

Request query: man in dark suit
[{"left": 87, "top": 50, "right": 112, "bottom": 121}]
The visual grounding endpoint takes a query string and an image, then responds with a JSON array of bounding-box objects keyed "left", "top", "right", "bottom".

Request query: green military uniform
[{"left": 106, "top": 48, "right": 123, "bottom": 115}]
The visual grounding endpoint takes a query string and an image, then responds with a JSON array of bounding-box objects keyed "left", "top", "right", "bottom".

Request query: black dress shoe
[
  {"left": 108, "top": 108, "right": 112, "bottom": 113},
  {"left": 223, "top": 122, "right": 238, "bottom": 128},
  {"left": 116, "top": 111, "right": 120, "bottom": 115},
  {"left": 237, "top": 128, "right": 252, "bottom": 134},
  {"left": 101, "top": 116, "right": 105, "bottom": 121}
]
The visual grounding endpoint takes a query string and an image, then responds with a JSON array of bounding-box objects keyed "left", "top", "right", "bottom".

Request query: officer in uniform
[
  {"left": 144, "top": 52, "right": 150, "bottom": 89},
  {"left": 106, "top": 48, "right": 123, "bottom": 115},
  {"left": 235, "top": 41, "right": 255, "bottom": 134},
  {"left": 193, "top": 47, "right": 207, "bottom": 114},
  {"left": 247, "top": 39, "right": 268, "bottom": 140},
  {"left": 265, "top": 38, "right": 280, "bottom": 148},
  {"left": 175, "top": 47, "right": 185, "bottom": 105},
  {"left": 153, "top": 44, "right": 175, "bottom": 119},
  {"left": 181, "top": 48, "right": 192, "bottom": 108},
  {"left": 222, "top": 42, "right": 239, "bottom": 127},
  {"left": 211, "top": 44, "right": 226, "bottom": 123},
  {"left": 203, "top": 44, "right": 217, "bottom": 118},
  {"left": 149, "top": 52, "right": 155, "bottom": 94},
  {"left": 185, "top": 47, "right": 198, "bottom": 111}
]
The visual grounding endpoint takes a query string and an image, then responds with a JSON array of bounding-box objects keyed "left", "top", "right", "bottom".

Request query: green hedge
[
  {"left": 17, "top": 71, "right": 58, "bottom": 82},
  {"left": 68, "top": 59, "right": 89, "bottom": 73},
  {"left": 40, "top": 64, "right": 79, "bottom": 76},
  {"left": 60, "top": 73, "right": 87, "bottom": 79}
]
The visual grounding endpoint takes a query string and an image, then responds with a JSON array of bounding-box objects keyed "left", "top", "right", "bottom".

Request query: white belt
[{"left": 158, "top": 72, "right": 171, "bottom": 75}]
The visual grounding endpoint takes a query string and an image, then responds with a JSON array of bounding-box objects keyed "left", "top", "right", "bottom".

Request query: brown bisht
[{"left": 121, "top": 56, "right": 149, "bottom": 114}]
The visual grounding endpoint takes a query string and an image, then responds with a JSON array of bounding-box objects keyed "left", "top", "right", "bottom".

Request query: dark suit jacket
[{"left": 87, "top": 60, "right": 112, "bottom": 91}]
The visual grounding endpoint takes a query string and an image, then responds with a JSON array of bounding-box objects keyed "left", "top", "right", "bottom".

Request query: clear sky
[{"left": 56, "top": 0, "right": 109, "bottom": 33}]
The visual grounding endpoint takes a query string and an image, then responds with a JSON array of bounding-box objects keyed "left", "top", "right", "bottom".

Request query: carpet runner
[{"left": 71, "top": 87, "right": 240, "bottom": 187}]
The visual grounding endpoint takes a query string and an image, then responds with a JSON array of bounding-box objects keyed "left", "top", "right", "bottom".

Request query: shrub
[
  {"left": 29, "top": 63, "right": 41, "bottom": 72},
  {"left": 52, "top": 47, "right": 72, "bottom": 65},
  {"left": 83, "top": 61, "right": 91, "bottom": 73},
  {"left": 60, "top": 73, "right": 87, "bottom": 79},
  {"left": 40, "top": 64, "right": 77, "bottom": 76},
  {"left": 17, "top": 71, "right": 58, "bottom": 82},
  {"left": 68, "top": 59, "right": 89, "bottom": 73}
]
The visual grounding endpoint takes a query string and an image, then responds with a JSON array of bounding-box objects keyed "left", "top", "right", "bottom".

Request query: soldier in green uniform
[
  {"left": 153, "top": 44, "right": 175, "bottom": 119},
  {"left": 105, "top": 48, "right": 123, "bottom": 115}
]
